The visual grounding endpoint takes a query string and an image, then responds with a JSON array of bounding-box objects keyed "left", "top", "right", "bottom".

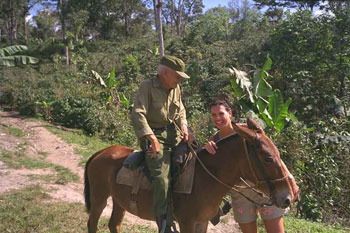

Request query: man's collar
[{"left": 153, "top": 75, "right": 162, "bottom": 88}]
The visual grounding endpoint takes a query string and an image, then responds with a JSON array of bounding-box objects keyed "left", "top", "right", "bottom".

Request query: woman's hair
[{"left": 209, "top": 99, "right": 232, "bottom": 112}]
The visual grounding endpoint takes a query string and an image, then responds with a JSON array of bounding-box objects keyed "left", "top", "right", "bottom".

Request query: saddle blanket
[{"left": 116, "top": 155, "right": 196, "bottom": 194}]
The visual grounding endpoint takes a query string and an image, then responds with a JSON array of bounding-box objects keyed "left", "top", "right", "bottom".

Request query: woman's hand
[
  {"left": 203, "top": 140, "right": 218, "bottom": 155},
  {"left": 289, "top": 175, "right": 300, "bottom": 202}
]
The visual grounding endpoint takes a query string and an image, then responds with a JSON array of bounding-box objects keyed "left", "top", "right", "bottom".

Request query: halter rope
[{"left": 174, "top": 122, "right": 289, "bottom": 207}]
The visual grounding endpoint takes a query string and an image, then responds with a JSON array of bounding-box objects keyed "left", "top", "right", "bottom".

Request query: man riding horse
[
  {"left": 84, "top": 55, "right": 299, "bottom": 233},
  {"left": 130, "top": 55, "right": 192, "bottom": 233}
]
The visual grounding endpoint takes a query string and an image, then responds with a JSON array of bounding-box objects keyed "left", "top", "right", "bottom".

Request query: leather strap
[{"left": 129, "top": 169, "right": 143, "bottom": 215}]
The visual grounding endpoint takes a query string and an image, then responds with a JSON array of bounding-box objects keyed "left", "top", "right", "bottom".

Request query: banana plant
[
  {"left": 230, "top": 55, "right": 293, "bottom": 132},
  {"left": 35, "top": 101, "right": 55, "bottom": 122},
  {"left": 91, "top": 68, "right": 130, "bottom": 109},
  {"left": 0, "top": 45, "right": 39, "bottom": 67}
]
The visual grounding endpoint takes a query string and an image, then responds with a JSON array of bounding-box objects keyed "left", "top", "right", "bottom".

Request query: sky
[
  {"left": 29, "top": 0, "right": 232, "bottom": 15},
  {"left": 202, "top": 0, "right": 231, "bottom": 11}
]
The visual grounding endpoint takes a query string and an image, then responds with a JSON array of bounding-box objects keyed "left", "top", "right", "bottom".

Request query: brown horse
[{"left": 84, "top": 118, "right": 295, "bottom": 233}]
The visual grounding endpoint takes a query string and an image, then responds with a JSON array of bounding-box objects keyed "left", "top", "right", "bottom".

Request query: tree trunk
[
  {"left": 176, "top": 0, "right": 184, "bottom": 36},
  {"left": 24, "top": 14, "right": 28, "bottom": 40},
  {"left": 154, "top": 0, "right": 164, "bottom": 57},
  {"left": 123, "top": 1, "right": 130, "bottom": 37},
  {"left": 170, "top": 0, "right": 175, "bottom": 36},
  {"left": 7, "top": 1, "right": 17, "bottom": 44},
  {"left": 124, "top": 13, "right": 130, "bottom": 37},
  {"left": 65, "top": 45, "right": 69, "bottom": 65},
  {"left": 58, "top": 0, "right": 69, "bottom": 65}
]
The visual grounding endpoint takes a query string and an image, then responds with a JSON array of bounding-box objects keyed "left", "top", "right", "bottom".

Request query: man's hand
[
  {"left": 146, "top": 134, "right": 160, "bottom": 158},
  {"left": 181, "top": 124, "right": 189, "bottom": 141},
  {"left": 181, "top": 124, "right": 194, "bottom": 143}
]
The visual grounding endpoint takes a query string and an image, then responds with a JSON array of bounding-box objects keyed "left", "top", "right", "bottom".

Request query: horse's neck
[{"left": 192, "top": 136, "right": 244, "bottom": 204}]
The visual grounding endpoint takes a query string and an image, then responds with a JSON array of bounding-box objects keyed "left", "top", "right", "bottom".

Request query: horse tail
[{"left": 84, "top": 151, "right": 100, "bottom": 213}]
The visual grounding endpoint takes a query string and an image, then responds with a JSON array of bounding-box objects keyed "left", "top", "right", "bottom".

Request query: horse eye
[{"left": 264, "top": 157, "right": 273, "bottom": 163}]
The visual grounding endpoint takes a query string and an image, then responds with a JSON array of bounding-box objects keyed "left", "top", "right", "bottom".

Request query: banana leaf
[
  {"left": 229, "top": 67, "right": 253, "bottom": 102},
  {"left": 91, "top": 70, "right": 107, "bottom": 87},
  {"left": 0, "top": 45, "right": 28, "bottom": 57},
  {"left": 0, "top": 56, "right": 39, "bottom": 67}
]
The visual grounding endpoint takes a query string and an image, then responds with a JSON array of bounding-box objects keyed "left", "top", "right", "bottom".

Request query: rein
[
  {"left": 188, "top": 141, "right": 269, "bottom": 207},
  {"left": 241, "top": 133, "right": 290, "bottom": 197},
  {"left": 173, "top": 122, "right": 288, "bottom": 207},
  {"left": 190, "top": 137, "right": 274, "bottom": 207}
]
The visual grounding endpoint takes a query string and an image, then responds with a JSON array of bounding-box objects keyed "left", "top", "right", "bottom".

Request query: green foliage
[
  {"left": 91, "top": 68, "right": 130, "bottom": 108},
  {"left": 229, "top": 57, "right": 293, "bottom": 132},
  {"left": 0, "top": 45, "right": 39, "bottom": 67},
  {"left": 1, "top": 2, "right": 350, "bottom": 226},
  {"left": 51, "top": 97, "right": 102, "bottom": 135},
  {"left": 35, "top": 100, "right": 54, "bottom": 121},
  {"left": 32, "top": 10, "right": 58, "bottom": 40},
  {"left": 273, "top": 118, "right": 350, "bottom": 224},
  {"left": 269, "top": 9, "right": 350, "bottom": 122},
  {"left": 187, "top": 7, "right": 231, "bottom": 44}
]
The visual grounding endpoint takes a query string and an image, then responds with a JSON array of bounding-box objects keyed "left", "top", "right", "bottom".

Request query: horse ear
[
  {"left": 232, "top": 121, "right": 257, "bottom": 142},
  {"left": 247, "top": 118, "right": 263, "bottom": 133}
]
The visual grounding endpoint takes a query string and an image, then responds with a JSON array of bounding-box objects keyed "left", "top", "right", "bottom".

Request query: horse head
[{"left": 232, "top": 118, "right": 294, "bottom": 209}]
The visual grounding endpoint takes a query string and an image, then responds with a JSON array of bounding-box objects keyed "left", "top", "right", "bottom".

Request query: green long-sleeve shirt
[{"left": 131, "top": 76, "right": 187, "bottom": 139}]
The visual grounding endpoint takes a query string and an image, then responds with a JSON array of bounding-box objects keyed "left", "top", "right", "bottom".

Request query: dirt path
[{"left": 0, "top": 111, "right": 240, "bottom": 232}]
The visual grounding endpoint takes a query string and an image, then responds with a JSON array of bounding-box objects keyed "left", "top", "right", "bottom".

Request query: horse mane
[
  {"left": 215, "top": 133, "right": 240, "bottom": 146},
  {"left": 196, "top": 133, "right": 240, "bottom": 156}
]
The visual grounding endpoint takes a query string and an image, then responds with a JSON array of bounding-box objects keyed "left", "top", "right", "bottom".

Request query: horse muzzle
[{"left": 274, "top": 192, "right": 292, "bottom": 209}]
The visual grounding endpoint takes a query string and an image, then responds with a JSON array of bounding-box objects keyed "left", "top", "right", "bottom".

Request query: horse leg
[
  {"left": 87, "top": 191, "right": 109, "bottom": 233},
  {"left": 108, "top": 197, "right": 126, "bottom": 233},
  {"left": 194, "top": 222, "right": 208, "bottom": 233},
  {"left": 178, "top": 221, "right": 196, "bottom": 233},
  {"left": 178, "top": 220, "right": 209, "bottom": 233}
]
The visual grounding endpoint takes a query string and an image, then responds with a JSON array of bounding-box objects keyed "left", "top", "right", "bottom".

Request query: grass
[
  {"left": 0, "top": 186, "right": 156, "bottom": 233},
  {"left": 0, "top": 185, "right": 88, "bottom": 233},
  {"left": 0, "top": 149, "right": 79, "bottom": 184},
  {"left": 256, "top": 214, "right": 350, "bottom": 233},
  {"left": 7, "top": 118, "right": 348, "bottom": 233},
  {"left": 0, "top": 125, "right": 25, "bottom": 137},
  {"left": 0, "top": 185, "right": 347, "bottom": 233}
]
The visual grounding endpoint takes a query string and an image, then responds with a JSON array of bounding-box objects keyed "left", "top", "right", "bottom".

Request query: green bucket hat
[{"left": 160, "top": 55, "right": 190, "bottom": 79}]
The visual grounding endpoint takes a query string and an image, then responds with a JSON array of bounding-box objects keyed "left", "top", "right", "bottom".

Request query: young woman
[{"left": 204, "top": 99, "right": 298, "bottom": 233}]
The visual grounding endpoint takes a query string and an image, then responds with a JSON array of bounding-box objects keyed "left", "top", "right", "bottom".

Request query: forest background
[{"left": 1, "top": 0, "right": 350, "bottom": 229}]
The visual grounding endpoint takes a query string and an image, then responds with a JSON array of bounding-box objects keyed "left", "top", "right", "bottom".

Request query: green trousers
[{"left": 141, "top": 127, "right": 181, "bottom": 217}]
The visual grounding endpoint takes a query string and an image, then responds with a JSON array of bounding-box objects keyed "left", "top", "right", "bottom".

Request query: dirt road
[{"left": 0, "top": 111, "right": 240, "bottom": 232}]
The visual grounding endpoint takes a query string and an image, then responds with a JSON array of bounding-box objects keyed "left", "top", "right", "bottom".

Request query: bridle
[
  {"left": 173, "top": 121, "right": 290, "bottom": 207},
  {"left": 190, "top": 131, "right": 289, "bottom": 207},
  {"left": 239, "top": 132, "right": 290, "bottom": 206}
]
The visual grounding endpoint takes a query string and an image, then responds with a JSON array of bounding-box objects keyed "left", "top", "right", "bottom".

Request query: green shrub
[
  {"left": 52, "top": 97, "right": 102, "bottom": 135},
  {"left": 274, "top": 118, "right": 350, "bottom": 224},
  {"left": 97, "top": 107, "right": 137, "bottom": 147}
]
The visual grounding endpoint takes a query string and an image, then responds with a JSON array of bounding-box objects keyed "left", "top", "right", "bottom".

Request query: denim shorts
[{"left": 230, "top": 188, "right": 288, "bottom": 223}]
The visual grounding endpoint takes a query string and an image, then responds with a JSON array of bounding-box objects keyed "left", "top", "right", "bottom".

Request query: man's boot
[
  {"left": 222, "top": 199, "right": 232, "bottom": 215},
  {"left": 210, "top": 211, "right": 221, "bottom": 226},
  {"left": 210, "top": 199, "right": 232, "bottom": 226}
]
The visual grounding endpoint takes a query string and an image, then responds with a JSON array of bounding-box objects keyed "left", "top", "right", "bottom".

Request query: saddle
[{"left": 116, "top": 141, "right": 196, "bottom": 215}]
